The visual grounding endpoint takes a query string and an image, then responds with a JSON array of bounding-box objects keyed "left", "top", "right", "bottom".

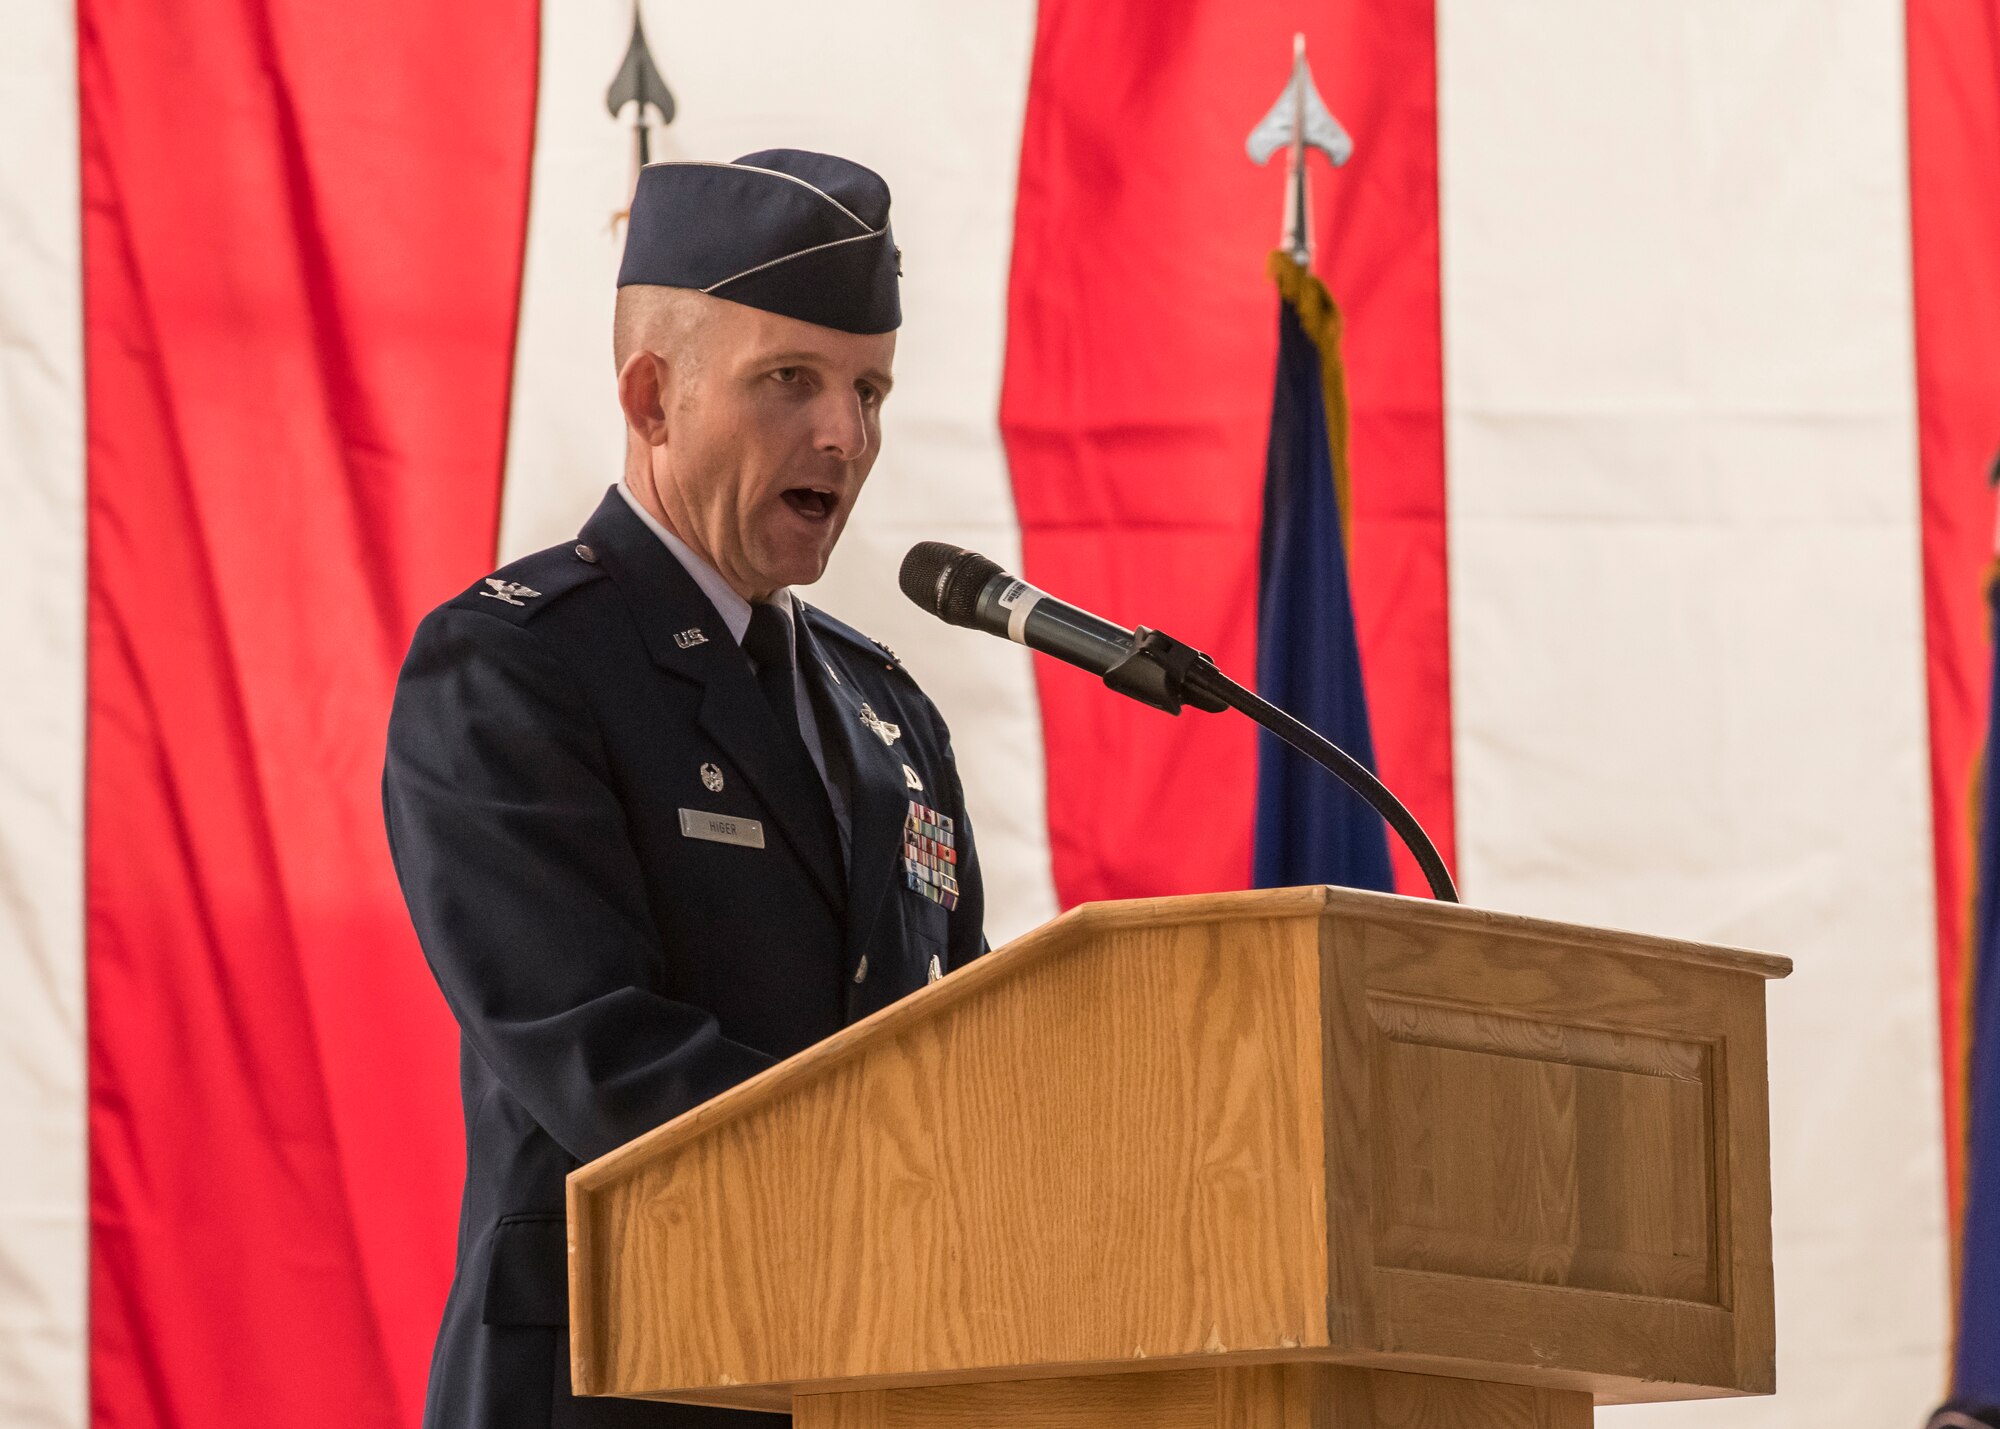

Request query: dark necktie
[
  {"left": 743, "top": 602, "right": 807, "bottom": 749},
  {"left": 742, "top": 603, "right": 842, "bottom": 857}
]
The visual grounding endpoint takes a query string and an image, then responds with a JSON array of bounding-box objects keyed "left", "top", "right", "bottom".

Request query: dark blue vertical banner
[
  {"left": 1252, "top": 256, "right": 1392, "bottom": 892},
  {"left": 1958, "top": 568, "right": 2000, "bottom": 1400}
]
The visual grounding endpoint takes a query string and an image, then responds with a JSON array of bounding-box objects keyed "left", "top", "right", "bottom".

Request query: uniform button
[
  {"left": 574, "top": 543, "right": 597, "bottom": 563},
  {"left": 852, "top": 954, "right": 868, "bottom": 984}
]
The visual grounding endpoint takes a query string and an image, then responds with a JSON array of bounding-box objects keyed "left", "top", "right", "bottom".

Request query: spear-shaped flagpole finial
[
  {"left": 606, "top": 4, "right": 675, "bottom": 170},
  {"left": 1245, "top": 33, "right": 1353, "bottom": 265}
]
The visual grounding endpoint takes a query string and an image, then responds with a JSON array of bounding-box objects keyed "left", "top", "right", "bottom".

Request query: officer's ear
[{"left": 617, "top": 350, "right": 672, "bottom": 447}]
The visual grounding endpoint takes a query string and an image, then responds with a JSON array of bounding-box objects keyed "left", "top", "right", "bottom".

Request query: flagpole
[
  {"left": 1246, "top": 32, "right": 1353, "bottom": 266},
  {"left": 606, "top": 4, "right": 676, "bottom": 199},
  {"left": 1105, "top": 626, "right": 1460, "bottom": 902}
]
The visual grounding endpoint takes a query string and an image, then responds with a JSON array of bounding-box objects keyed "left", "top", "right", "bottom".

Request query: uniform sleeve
[{"left": 383, "top": 605, "right": 774, "bottom": 1164}]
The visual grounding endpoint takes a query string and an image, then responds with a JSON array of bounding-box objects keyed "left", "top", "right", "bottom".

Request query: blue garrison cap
[{"left": 616, "top": 149, "right": 901, "bottom": 334}]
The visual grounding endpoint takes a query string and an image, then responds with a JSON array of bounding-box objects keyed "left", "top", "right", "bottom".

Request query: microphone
[
  {"left": 898, "top": 542, "right": 1138, "bottom": 681},
  {"left": 897, "top": 541, "right": 1460, "bottom": 903}
]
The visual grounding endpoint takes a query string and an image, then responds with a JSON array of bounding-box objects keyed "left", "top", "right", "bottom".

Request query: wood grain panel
[
  {"left": 793, "top": 1365, "right": 1590, "bottom": 1429},
  {"left": 1368, "top": 998, "right": 1716, "bottom": 1301},
  {"left": 1351, "top": 1368, "right": 1590, "bottom": 1429},
  {"left": 572, "top": 900, "right": 1332, "bottom": 1398},
  {"left": 796, "top": 1369, "right": 1221, "bottom": 1429},
  {"left": 1324, "top": 898, "right": 1777, "bottom": 1396},
  {"left": 570, "top": 887, "right": 1787, "bottom": 1407},
  {"left": 1366, "top": 1269, "right": 1739, "bottom": 1399},
  {"left": 1319, "top": 915, "right": 1377, "bottom": 1352}
]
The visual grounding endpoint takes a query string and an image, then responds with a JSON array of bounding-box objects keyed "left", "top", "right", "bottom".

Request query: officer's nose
[{"left": 814, "top": 389, "right": 870, "bottom": 464}]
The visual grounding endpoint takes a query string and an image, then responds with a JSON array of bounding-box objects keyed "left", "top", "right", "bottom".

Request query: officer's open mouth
[{"left": 781, "top": 487, "right": 837, "bottom": 521}]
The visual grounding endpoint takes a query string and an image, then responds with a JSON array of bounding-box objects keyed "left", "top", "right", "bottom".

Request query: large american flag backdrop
[{"left": 1, "top": 1, "right": 1995, "bottom": 1425}]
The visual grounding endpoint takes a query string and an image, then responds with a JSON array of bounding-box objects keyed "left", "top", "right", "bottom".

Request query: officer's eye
[
  {"left": 771, "top": 366, "right": 802, "bottom": 385},
  {"left": 857, "top": 382, "right": 881, "bottom": 406}
]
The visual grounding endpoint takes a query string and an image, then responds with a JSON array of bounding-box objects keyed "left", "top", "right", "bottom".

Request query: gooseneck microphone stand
[{"left": 1101, "top": 626, "right": 1459, "bottom": 905}]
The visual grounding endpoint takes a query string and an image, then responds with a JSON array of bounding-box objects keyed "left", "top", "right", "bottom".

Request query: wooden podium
[{"left": 567, "top": 887, "right": 1790, "bottom": 1428}]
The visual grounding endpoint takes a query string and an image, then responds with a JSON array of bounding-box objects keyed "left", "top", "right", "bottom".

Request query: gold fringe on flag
[{"left": 1269, "top": 249, "right": 1354, "bottom": 542}]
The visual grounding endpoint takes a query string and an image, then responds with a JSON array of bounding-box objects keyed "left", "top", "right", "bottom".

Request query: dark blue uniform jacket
[{"left": 383, "top": 488, "right": 986, "bottom": 1429}]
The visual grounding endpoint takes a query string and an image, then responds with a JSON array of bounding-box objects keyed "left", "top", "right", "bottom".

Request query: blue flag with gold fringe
[{"left": 1252, "top": 253, "right": 1393, "bottom": 892}]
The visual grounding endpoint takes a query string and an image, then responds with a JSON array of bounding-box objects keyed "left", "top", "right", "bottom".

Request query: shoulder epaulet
[
  {"left": 801, "top": 604, "right": 904, "bottom": 669},
  {"left": 447, "top": 540, "right": 606, "bottom": 624}
]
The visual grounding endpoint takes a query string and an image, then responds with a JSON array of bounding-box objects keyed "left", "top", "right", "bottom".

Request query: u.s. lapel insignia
[
  {"left": 479, "top": 578, "right": 541, "bottom": 607},
  {"left": 700, "top": 762, "right": 724, "bottom": 793},
  {"left": 858, "top": 702, "right": 901, "bottom": 746},
  {"left": 674, "top": 627, "right": 708, "bottom": 650},
  {"left": 903, "top": 763, "right": 924, "bottom": 791},
  {"left": 902, "top": 800, "right": 959, "bottom": 911}
]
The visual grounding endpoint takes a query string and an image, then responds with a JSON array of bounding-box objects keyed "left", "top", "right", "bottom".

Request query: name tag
[{"left": 679, "top": 808, "right": 765, "bottom": 849}]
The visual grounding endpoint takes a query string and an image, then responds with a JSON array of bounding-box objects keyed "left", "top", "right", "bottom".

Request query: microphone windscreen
[{"left": 899, "top": 542, "right": 1002, "bottom": 628}]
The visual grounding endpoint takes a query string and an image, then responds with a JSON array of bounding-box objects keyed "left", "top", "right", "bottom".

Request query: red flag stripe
[
  {"left": 1000, "top": 0, "right": 1453, "bottom": 906},
  {"left": 80, "top": 3, "right": 537, "bottom": 1422},
  {"left": 1909, "top": 0, "right": 2000, "bottom": 1218}
]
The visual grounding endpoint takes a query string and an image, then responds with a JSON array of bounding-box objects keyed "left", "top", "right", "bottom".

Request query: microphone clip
[{"left": 1101, "top": 627, "right": 1230, "bottom": 716}]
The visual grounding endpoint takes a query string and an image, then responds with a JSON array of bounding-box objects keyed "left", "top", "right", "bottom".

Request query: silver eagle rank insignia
[{"left": 478, "top": 578, "right": 542, "bottom": 608}]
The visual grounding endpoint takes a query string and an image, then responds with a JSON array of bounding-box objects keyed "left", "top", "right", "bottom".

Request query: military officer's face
[{"left": 623, "top": 295, "right": 895, "bottom": 601}]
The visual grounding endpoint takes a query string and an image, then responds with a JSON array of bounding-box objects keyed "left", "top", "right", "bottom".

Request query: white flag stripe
[
  {"left": 499, "top": 0, "right": 1057, "bottom": 942},
  {"left": 0, "top": 0, "right": 85, "bottom": 1426},
  {"left": 1438, "top": 1, "right": 1945, "bottom": 1422}
]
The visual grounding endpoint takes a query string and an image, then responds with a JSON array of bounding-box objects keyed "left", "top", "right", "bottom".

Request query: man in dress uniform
[{"left": 383, "top": 149, "right": 985, "bottom": 1429}]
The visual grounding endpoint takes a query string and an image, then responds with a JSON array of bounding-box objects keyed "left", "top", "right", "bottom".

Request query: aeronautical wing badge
[{"left": 858, "top": 702, "right": 901, "bottom": 747}]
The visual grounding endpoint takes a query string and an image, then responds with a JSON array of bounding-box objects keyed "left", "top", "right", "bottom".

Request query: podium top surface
[{"left": 579, "top": 887, "right": 1786, "bottom": 1186}]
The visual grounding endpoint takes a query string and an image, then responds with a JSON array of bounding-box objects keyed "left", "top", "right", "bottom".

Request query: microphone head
[{"left": 899, "top": 541, "right": 1004, "bottom": 628}]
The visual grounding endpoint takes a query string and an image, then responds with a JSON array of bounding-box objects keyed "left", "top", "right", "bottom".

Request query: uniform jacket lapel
[
  {"left": 797, "top": 611, "right": 905, "bottom": 962},
  {"left": 577, "top": 490, "right": 847, "bottom": 914}
]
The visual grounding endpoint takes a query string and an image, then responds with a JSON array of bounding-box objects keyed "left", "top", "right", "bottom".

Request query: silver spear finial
[{"left": 1245, "top": 33, "right": 1353, "bottom": 266}]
